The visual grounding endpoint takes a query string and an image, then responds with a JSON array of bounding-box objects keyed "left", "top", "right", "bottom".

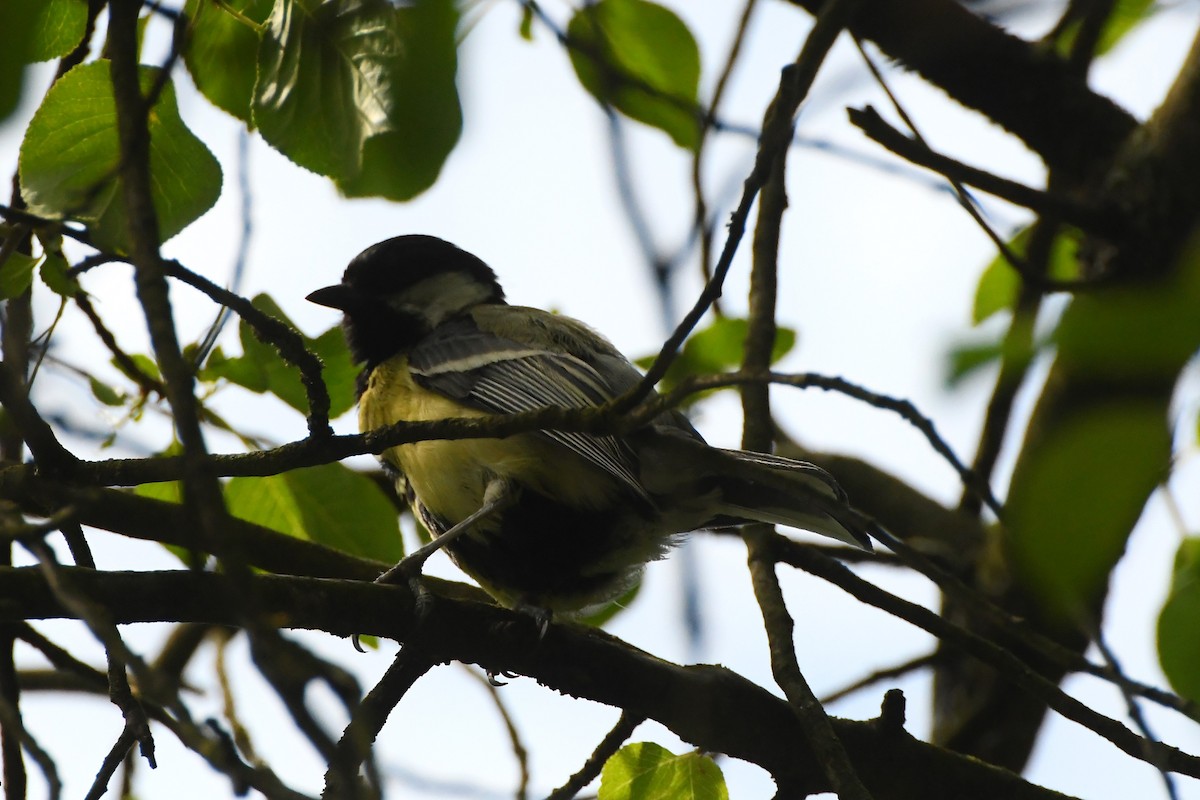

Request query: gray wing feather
[{"left": 409, "top": 316, "right": 651, "bottom": 503}]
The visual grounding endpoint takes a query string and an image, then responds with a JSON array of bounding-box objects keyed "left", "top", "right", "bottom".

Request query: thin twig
[
  {"left": 0, "top": 360, "right": 79, "bottom": 474},
  {"left": 47, "top": 368, "right": 992, "bottom": 515},
  {"left": 0, "top": 507, "right": 79, "bottom": 542},
  {"left": 74, "top": 292, "right": 167, "bottom": 397},
  {"left": 249, "top": 629, "right": 363, "bottom": 783},
  {"left": 772, "top": 534, "right": 1200, "bottom": 776},
  {"left": 463, "top": 665, "right": 530, "bottom": 800},
  {"left": 0, "top": 692, "right": 60, "bottom": 799},
  {"left": 692, "top": 0, "right": 760, "bottom": 308},
  {"left": 662, "top": 370, "right": 1004, "bottom": 517},
  {"left": 214, "top": 629, "right": 260, "bottom": 765},
  {"left": 55, "top": 519, "right": 158, "bottom": 784},
  {"left": 108, "top": 0, "right": 253, "bottom": 592},
  {"left": 626, "top": 0, "right": 870, "bottom": 406},
  {"left": 323, "top": 648, "right": 433, "bottom": 800},
  {"left": 86, "top": 727, "right": 140, "bottom": 800},
  {"left": 847, "top": 105, "right": 1117, "bottom": 250},
  {"left": 871, "top": 527, "right": 1198, "bottom": 720},
  {"left": 852, "top": 42, "right": 1030, "bottom": 279},
  {"left": 193, "top": 129, "right": 255, "bottom": 369},
  {"left": 746, "top": 532, "right": 873, "bottom": 799},
  {"left": 1091, "top": 627, "right": 1180, "bottom": 800},
  {"left": 163, "top": 259, "right": 332, "bottom": 437},
  {"left": 545, "top": 712, "right": 644, "bottom": 800},
  {"left": 820, "top": 652, "right": 939, "bottom": 705}
]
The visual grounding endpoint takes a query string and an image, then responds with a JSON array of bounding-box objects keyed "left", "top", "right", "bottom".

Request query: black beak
[{"left": 306, "top": 284, "right": 358, "bottom": 311}]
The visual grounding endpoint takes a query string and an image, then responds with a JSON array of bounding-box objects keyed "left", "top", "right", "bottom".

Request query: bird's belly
[
  {"left": 428, "top": 494, "right": 668, "bottom": 613},
  {"left": 360, "top": 358, "right": 670, "bottom": 612}
]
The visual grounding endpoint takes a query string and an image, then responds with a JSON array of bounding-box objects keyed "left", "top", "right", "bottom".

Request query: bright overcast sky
[{"left": 3, "top": 1, "right": 1199, "bottom": 798}]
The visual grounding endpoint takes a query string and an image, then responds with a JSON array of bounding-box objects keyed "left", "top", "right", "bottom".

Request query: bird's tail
[
  {"left": 638, "top": 430, "right": 874, "bottom": 550},
  {"left": 709, "top": 448, "right": 873, "bottom": 550}
]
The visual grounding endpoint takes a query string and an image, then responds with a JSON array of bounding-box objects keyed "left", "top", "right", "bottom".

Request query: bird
[{"left": 307, "top": 235, "right": 872, "bottom": 618}]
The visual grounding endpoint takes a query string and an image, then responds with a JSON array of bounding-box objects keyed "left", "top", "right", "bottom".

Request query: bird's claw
[
  {"left": 347, "top": 556, "right": 436, "bottom": 653},
  {"left": 514, "top": 602, "right": 552, "bottom": 642},
  {"left": 486, "top": 669, "right": 521, "bottom": 686}
]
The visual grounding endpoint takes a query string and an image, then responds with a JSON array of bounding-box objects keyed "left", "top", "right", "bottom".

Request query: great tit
[{"left": 307, "top": 235, "right": 871, "bottom": 615}]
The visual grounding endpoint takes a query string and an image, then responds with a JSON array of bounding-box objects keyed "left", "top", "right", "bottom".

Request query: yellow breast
[{"left": 359, "top": 357, "right": 624, "bottom": 524}]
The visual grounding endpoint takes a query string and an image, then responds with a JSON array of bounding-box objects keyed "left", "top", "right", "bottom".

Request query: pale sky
[{"left": 2, "top": 2, "right": 1199, "bottom": 798}]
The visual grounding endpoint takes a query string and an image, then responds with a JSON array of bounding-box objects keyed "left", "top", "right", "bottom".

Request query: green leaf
[
  {"left": 1008, "top": 241, "right": 1200, "bottom": 610},
  {"left": 972, "top": 226, "right": 1084, "bottom": 324},
  {"left": 121, "top": 353, "right": 163, "bottom": 383},
  {"left": 945, "top": 339, "right": 1005, "bottom": 386},
  {"left": 225, "top": 464, "right": 402, "bottom": 560},
  {"left": 1008, "top": 216, "right": 1200, "bottom": 616},
  {"left": 309, "top": 325, "right": 358, "bottom": 417},
  {"left": 972, "top": 232, "right": 1025, "bottom": 324},
  {"left": 1054, "top": 262, "right": 1200, "bottom": 381},
  {"left": 1158, "top": 538, "right": 1200, "bottom": 703},
  {"left": 599, "top": 743, "right": 727, "bottom": 800},
  {"left": 1007, "top": 400, "right": 1170, "bottom": 616},
  {"left": 202, "top": 344, "right": 268, "bottom": 391},
  {"left": 28, "top": 0, "right": 91, "bottom": 62},
  {"left": 89, "top": 376, "right": 125, "bottom": 406},
  {"left": 253, "top": 0, "right": 462, "bottom": 200},
  {"left": 518, "top": 3, "right": 534, "bottom": 40},
  {"left": 0, "top": 252, "right": 39, "bottom": 300},
  {"left": 134, "top": 442, "right": 185, "bottom": 506},
  {"left": 944, "top": 333, "right": 1043, "bottom": 387},
  {"left": 135, "top": 481, "right": 184, "bottom": 504},
  {"left": 18, "top": 62, "right": 223, "bottom": 252},
  {"left": 1052, "top": 0, "right": 1157, "bottom": 59},
  {"left": 38, "top": 249, "right": 77, "bottom": 296},
  {"left": 1094, "top": 0, "right": 1157, "bottom": 54},
  {"left": 201, "top": 293, "right": 357, "bottom": 418},
  {"left": 636, "top": 317, "right": 796, "bottom": 399},
  {"left": 567, "top": 0, "right": 700, "bottom": 150},
  {"left": 0, "top": 1, "right": 35, "bottom": 119},
  {"left": 0, "top": 0, "right": 82, "bottom": 115},
  {"left": 337, "top": 0, "right": 462, "bottom": 200},
  {"left": 184, "top": 0, "right": 273, "bottom": 121}
]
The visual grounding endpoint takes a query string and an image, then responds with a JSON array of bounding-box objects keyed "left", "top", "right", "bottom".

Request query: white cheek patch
[{"left": 389, "top": 272, "right": 496, "bottom": 327}]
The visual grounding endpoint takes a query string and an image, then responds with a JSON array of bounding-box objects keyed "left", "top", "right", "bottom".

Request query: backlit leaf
[
  {"left": 1158, "top": 538, "right": 1200, "bottom": 703},
  {"left": 18, "top": 62, "right": 222, "bottom": 251},
  {"left": 1052, "top": 0, "right": 1157, "bottom": 59},
  {"left": 1007, "top": 400, "right": 1170, "bottom": 616},
  {"left": 29, "top": 0, "right": 90, "bottom": 62},
  {"left": 201, "top": 293, "right": 357, "bottom": 418},
  {"left": 89, "top": 377, "right": 125, "bottom": 407},
  {"left": 226, "top": 464, "right": 402, "bottom": 560},
  {"left": 0, "top": 252, "right": 38, "bottom": 300},
  {"left": 567, "top": 0, "right": 700, "bottom": 150},
  {"left": 38, "top": 249, "right": 77, "bottom": 296},
  {"left": 184, "top": 0, "right": 273, "bottom": 121},
  {"left": 599, "top": 742, "right": 727, "bottom": 800},
  {"left": 253, "top": 0, "right": 461, "bottom": 200},
  {"left": 637, "top": 317, "right": 795, "bottom": 400},
  {"left": 972, "top": 226, "right": 1083, "bottom": 324}
]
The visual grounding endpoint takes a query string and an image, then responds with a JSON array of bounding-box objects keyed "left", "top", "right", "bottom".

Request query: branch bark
[
  {"left": 784, "top": 0, "right": 1138, "bottom": 177},
  {"left": 0, "top": 566, "right": 1083, "bottom": 800}
]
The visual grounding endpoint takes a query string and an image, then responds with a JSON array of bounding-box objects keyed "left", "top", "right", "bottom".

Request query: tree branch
[
  {"left": 784, "top": 0, "right": 1138, "bottom": 178},
  {"left": 0, "top": 566, "right": 1086, "bottom": 800}
]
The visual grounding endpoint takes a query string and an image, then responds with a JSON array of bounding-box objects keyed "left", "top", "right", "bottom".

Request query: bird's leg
[{"left": 375, "top": 478, "right": 517, "bottom": 614}]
